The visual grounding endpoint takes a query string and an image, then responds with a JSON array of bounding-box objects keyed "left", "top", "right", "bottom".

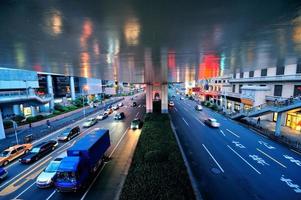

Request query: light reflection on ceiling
[{"left": 0, "top": 0, "right": 300, "bottom": 83}]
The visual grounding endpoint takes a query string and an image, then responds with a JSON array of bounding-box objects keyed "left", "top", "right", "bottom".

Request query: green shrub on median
[{"left": 120, "top": 113, "right": 195, "bottom": 200}]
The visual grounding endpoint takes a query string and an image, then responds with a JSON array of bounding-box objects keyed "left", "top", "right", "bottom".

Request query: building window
[
  {"left": 260, "top": 84, "right": 266, "bottom": 87},
  {"left": 274, "top": 85, "right": 283, "bottom": 96},
  {"left": 239, "top": 84, "right": 243, "bottom": 94},
  {"left": 249, "top": 71, "right": 254, "bottom": 77},
  {"left": 294, "top": 85, "right": 301, "bottom": 97},
  {"left": 261, "top": 69, "right": 267, "bottom": 76},
  {"left": 232, "top": 85, "right": 235, "bottom": 93},
  {"left": 296, "top": 63, "right": 301, "bottom": 74},
  {"left": 240, "top": 72, "right": 243, "bottom": 78},
  {"left": 276, "top": 66, "right": 285, "bottom": 75}
]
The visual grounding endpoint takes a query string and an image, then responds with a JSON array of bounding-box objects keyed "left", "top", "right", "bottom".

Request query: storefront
[{"left": 286, "top": 112, "right": 301, "bottom": 131}]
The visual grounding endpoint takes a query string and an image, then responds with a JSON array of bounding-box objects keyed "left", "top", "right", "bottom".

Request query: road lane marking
[
  {"left": 81, "top": 127, "right": 133, "bottom": 200},
  {"left": 174, "top": 107, "right": 178, "bottom": 112},
  {"left": 227, "top": 145, "right": 261, "bottom": 174},
  {"left": 184, "top": 107, "right": 188, "bottom": 112},
  {"left": 45, "top": 190, "right": 56, "bottom": 200},
  {"left": 202, "top": 144, "right": 224, "bottom": 173},
  {"left": 220, "top": 130, "right": 226, "bottom": 136},
  {"left": 194, "top": 117, "right": 205, "bottom": 126},
  {"left": 182, "top": 118, "right": 190, "bottom": 127},
  {"left": 256, "top": 148, "right": 287, "bottom": 168},
  {"left": 12, "top": 181, "right": 36, "bottom": 200},
  {"left": 280, "top": 175, "right": 301, "bottom": 193},
  {"left": 0, "top": 124, "right": 96, "bottom": 188},
  {"left": 258, "top": 140, "right": 275, "bottom": 149},
  {"left": 226, "top": 129, "right": 240, "bottom": 138},
  {"left": 283, "top": 155, "right": 301, "bottom": 167},
  {"left": 109, "top": 127, "right": 129, "bottom": 158},
  {"left": 136, "top": 112, "right": 139, "bottom": 117},
  {"left": 291, "top": 149, "right": 301, "bottom": 156},
  {"left": 1, "top": 157, "right": 51, "bottom": 196}
]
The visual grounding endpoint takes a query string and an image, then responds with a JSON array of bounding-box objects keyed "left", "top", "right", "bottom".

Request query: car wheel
[
  {"left": 67, "top": 137, "right": 70, "bottom": 141},
  {"left": 52, "top": 146, "right": 55, "bottom": 151},
  {"left": 3, "top": 160, "right": 9, "bottom": 166},
  {"left": 35, "top": 157, "right": 39, "bottom": 161},
  {"left": 25, "top": 149, "right": 29, "bottom": 154}
]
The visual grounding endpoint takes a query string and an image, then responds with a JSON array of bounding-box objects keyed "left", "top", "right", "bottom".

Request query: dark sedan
[{"left": 19, "top": 140, "right": 58, "bottom": 164}]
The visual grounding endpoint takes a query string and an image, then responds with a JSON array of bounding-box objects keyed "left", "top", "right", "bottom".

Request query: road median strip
[{"left": 120, "top": 113, "right": 195, "bottom": 200}]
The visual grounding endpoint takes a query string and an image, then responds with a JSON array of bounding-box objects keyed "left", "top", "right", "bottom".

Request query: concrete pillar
[
  {"left": 231, "top": 101, "right": 235, "bottom": 112},
  {"left": 240, "top": 103, "right": 244, "bottom": 113},
  {"left": 275, "top": 112, "right": 284, "bottom": 136},
  {"left": 146, "top": 84, "right": 153, "bottom": 113},
  {"left": 13, "top": 105, "right": 21, "bottom": 115},
  {"left": 161, "top": 84, "right": 168, "bottom": 113},
  {"left": 70, "top": 76, "right": 76, "bottom": 100},
  {"left": 0, "top": 109, "right": 6, "bottom": 139},
  {"left": 47, "top": 75, "right": 54, "bottom": 110},
  {"left": 31, "top": 106, "right": 37, "bottom": 117}
]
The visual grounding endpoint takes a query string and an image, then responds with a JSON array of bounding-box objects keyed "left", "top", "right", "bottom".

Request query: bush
[
  {"left": 3, "top": 121, "right": 13, "bottom": 129},
  {"left": 120, "top": 113, "right": 195, "bottom": 200},
  {"left": 53, "top": 110, "right": 61, "bottom": 115},
  {"left": 26, "top": 115, "right": 44, "bottom": 123},
  {"left": 144, "top": 150, "right": 167, "bottom": 163},
  {"left": 11, "top": 115, "right": 25, "bottom": 123},
  {"left": 67, "top": 105, "right": 78, "bottom": 111},
  {"left": 54, "top": 104, "right": 69, "bottom": 112}
]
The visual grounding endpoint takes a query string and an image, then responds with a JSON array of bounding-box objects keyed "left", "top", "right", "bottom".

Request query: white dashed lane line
[{"left": 226, "top": 129, "right": 240, "bottom": 138}]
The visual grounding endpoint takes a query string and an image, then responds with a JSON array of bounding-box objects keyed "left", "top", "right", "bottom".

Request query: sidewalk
[
  {"left": 0, "top": 97, "right": 123, "bottom": 151},
  {"left": 245, "top": 118, "right": 301, "bottom": 142}
]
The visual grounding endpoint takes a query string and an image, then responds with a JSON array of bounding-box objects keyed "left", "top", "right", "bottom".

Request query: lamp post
[
  {"left": 82, "top": 85, "right": 89, "bottom": 118},
  {"left": 9, "top": 120, "right": 18, "bottom": 144}
]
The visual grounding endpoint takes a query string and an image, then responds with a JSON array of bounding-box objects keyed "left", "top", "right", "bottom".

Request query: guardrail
[{"left": 229, "top": 74, "right": 301, "bottom": 83}]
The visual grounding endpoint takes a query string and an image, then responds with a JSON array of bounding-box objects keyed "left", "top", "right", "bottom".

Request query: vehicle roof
[
  {"left": 5, "top": 144, "right": 26, "bottom": 151},
  {"left": 69, "top": 129, "right": 108, "bottom": 152},
  {"left": 58, "top": 157, "right": 80, "bottom": 171},
  {"left": 209, "top": 118, "right": 217, "bottom": 121}
]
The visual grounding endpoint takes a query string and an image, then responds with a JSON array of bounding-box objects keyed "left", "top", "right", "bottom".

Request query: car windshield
[
  {"left": 56, "top": 171, "right": 77, "bottom": 182},
  {"left": 45, "top": 161, "right": 61, "bottom": 173},
  {"left": 210, "top": 119, "right": 217, "bottom": 122},
  {"left": 0, "top": 150, "right": 10, "bottom": 157},
  {"left": 60, "top": 129, "right": 71, "bottom": 136},
  {"left": 132, "top": 120, "right": 139, "bottom": 124},
  {"left": 30, "top": 147, "right": 40, "bottom": 153},
  {"left": 87, "top": 119, "right": 94, "bottom": 122}
]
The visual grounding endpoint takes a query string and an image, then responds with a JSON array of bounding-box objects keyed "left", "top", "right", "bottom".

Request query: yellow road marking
[{"left": 0, "top": 157, "right": 51, "bottom": 196}]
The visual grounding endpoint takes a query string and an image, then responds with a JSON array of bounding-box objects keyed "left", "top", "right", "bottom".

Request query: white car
[
  {"left": 204, "top": 118, "right": 220, "bottom": 128},
  {"left": 96, "top": 113, "right": 108, "bottom": 121},
  {"left": 180, "top": 97, "right": 184, "bottom": 100},
  {"left": 83, "top": 118, "right": 97, "bottom": 128},
  {"left": 36, "top": 157, "right": 64, "bottom": 188},
  {"left": 118, "top": 102, "right": 124, "bottom": 107},
  {"left": 112, "top": 105, "right": 119, "bottom": 110},
  {"left": 195, "top": 105, "right": 203, "bottom": 111}
]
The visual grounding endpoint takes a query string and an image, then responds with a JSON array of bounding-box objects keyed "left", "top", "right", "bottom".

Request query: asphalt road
[
  {"left": 169, "top": 93, "right": 301, "bottom": 200},
  {"left": 0, "top": 93, "right": 145, "bottom": 200}
]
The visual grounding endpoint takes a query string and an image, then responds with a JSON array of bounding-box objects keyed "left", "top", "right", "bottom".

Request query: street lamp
[
  {"left": 82, "top": 85, "right": 89, "bottom": 118},
  {"left": 8, "top": 120, "right": 18, "bottom": 144}
]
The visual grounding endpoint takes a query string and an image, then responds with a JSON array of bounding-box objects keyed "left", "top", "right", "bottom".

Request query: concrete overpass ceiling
[{"left": 0, "top": 0, "right": 301, "bottom": 82}]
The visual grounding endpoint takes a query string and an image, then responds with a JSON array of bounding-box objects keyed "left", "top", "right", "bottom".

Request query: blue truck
[{"left": 54, "top": 129, "right": 110, "bottom": 192}]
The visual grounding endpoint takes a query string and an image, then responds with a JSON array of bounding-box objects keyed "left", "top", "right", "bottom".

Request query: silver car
[{"left": 36, "top": 157, "right": 64, "bottom": 188}]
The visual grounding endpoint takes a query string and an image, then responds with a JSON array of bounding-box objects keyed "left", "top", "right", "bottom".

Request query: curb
[{"left": 169, "top": 115, "right": 203, "bottom": 200}]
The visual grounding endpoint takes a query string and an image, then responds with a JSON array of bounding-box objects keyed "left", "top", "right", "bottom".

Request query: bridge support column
[
  {"left": 0, "top": 109, "right": 5, "bottom": 139},
  {"left": 161, "top": 84, "right": 168, "bottom": 113},
  {"left": 146, "top": 84, "right": 153, "bottom": 113},
  {"left": 47, "top": 75, "right": 54, "bottom": 111},
  {"left": 275, "top": 112, "right": 284, "bottom": 136},
  {"left": 70, "top": 76, "right": 76, "bottom": 101}
]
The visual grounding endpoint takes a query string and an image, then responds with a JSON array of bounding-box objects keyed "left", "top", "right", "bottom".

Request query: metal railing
[{"left": 229, "top": 74, "right": 301, "bottom": 83}]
